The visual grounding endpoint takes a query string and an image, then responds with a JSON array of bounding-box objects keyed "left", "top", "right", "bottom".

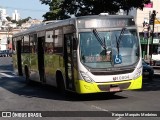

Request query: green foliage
[
  {"left": 115, "top": 0, "right": 150, "bottom": 14},
  {"left": 6, "top": 16, "right": 12, "bottom": 21},
  {"left": 40, "top": 0, "right": 70, "bottom": 20},
  {"left": 10, "top": 17, "right": 32, "bottom": 26},
  {"left": 17, "top": 17, "right": 32, "bottom": 26},
  {"left": 40, "top": 0, "right": 150, "bottom": 20},
  {"left": 11, "top": 20, "right": 17, "bottom": 24}
]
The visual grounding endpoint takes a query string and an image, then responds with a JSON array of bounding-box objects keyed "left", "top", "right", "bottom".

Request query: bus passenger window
[
  {"left": 45, "top": 30, "right": 54, "bottom": 54},
  {"left": 53, "top": 29, "right": 63, "bottom": 53},
  {"left": 23, "top": 35, "right": 30, "bottom": 53}
]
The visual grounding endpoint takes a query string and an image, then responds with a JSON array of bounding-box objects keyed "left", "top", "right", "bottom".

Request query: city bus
[{"left": 12, "top": 15, "right": 142, "bottom": 94}]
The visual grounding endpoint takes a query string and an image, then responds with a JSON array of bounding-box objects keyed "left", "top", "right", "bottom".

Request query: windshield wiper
[
  {"left": 93, "top": 29, "right": 107, "bottom": 54},
  {"left": 115, "top": 28, "right": 126, "bottom": 55}
]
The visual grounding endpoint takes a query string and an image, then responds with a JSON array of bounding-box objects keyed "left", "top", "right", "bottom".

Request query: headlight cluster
[
  {"left": 80, "top": 71, "right": 94, "bottom": 83},
  {"left": 133, "top": 67, "right": 142, "bottom": 80}
]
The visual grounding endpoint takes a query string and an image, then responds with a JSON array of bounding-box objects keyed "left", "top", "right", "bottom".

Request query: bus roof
[{"left": 13, "top": 15, "right": 134, "bottom": 37}]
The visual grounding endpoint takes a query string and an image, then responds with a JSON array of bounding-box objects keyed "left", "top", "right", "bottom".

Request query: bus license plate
[{"left": 110, "top": 87, "right": 120, "bottom": 92}]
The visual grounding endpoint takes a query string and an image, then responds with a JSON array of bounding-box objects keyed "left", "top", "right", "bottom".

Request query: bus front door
[
  {"left": 64, "top": 34, "right": 75, "bottom": 91},
  {"left": 37, "top": 36, "right": 45, "bottom": 83},
  {"left": 17, "top": 41, "right": 23, "bottom": 76}
]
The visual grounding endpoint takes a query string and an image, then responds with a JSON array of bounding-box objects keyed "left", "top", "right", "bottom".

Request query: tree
[
  {"left": 11, "top": 20, "right": 17, "bottom": 24},
  {"left": 40, "top": 0, "right": 151, "bottom": 20},
  {"left": 115, "top": 0, "right": 151, "bottom": 15},
  {"left": 17, "top": 17, "right": 32, "bottom": 26},
  {"left": 40, "top": 0, "right": 70, "bottom": 20},
  {"left": 6, "top": 16, "right": 12, "bottom": 21},
  {"left": 9, "top": 17, "right": 32, "bottom": 26}
]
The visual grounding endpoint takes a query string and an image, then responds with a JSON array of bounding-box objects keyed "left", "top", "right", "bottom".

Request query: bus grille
[{"left": 98, "top": 82, "right": 131, "bottom": 91}]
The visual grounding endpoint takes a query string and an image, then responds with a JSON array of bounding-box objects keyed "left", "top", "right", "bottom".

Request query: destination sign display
[{"left": 77, "top": 18, "right": 135, "bottom": 28}]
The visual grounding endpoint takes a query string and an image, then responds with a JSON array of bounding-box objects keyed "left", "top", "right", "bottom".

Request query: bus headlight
[
  {"left": 133, "top": 67, "right": 142, "bottom": 80},
  {"left": 80, "top": 71, "right": 93, "bottom": 83}
]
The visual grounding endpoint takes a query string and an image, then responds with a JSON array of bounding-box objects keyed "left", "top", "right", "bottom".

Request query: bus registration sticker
[{"left": 109, "top": 87, "right": 120, "bottom": 92}]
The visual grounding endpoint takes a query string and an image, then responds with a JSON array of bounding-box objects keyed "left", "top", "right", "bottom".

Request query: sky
[{"left": 0, "top": 0, "right": 49, "bottom": 20}]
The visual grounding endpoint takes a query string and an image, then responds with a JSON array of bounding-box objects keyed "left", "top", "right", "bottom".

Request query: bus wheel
[
  {"left": 24, "top": 66, "right": 30, "bottom": 85},
  {"left": 56, "top": 72, "right": 65, "bottom": 93}
]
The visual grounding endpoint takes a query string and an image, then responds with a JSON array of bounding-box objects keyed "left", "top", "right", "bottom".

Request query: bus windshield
[{"left": 79, "top": 29, "right": 140, "bottom": 69}]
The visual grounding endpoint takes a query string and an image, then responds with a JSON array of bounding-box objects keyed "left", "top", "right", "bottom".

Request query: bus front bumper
[{"left": 75, "top": 76, "right": 142, "bottom": 94}]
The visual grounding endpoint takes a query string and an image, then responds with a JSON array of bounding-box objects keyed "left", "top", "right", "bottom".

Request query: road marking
[
  {"left": 91, "top": 105, "right": 123, "bottom": 120},
  {"left": 116, "top": 117, "right": 122, "bottom": 120},
  {"left": 91, "top": 105, "right": 109, "bottom": 111},
  {"left": 0, "top": 73, "right": 14, "bottom": 78}
]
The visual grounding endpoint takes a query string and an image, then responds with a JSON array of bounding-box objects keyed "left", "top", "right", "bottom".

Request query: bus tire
[
  {"left": 24, "top": 66, "right": 30, "bottom": 85},
  {"left": 56, "top": 71, "right": 65, "bottom": 93}
]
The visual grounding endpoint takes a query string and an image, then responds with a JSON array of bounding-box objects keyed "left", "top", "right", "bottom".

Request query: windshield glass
[{"left": 79, "top": 29, "right": 140, "bottom": 69}]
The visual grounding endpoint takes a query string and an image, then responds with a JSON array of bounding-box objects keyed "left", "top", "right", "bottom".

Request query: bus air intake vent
[{"left": 98, "top": 82, "right": 131, "bottom": 91}]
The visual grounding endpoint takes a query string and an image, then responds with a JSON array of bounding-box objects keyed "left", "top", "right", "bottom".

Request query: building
[
  {"left": 0, "top": 18, "right": 42, "bottom": 50},
  {"left": 0, "top": 8, "right": 8, "bottom": 21},
  {"left": 0, "top": 30, "right": 12, "bottom": 50},
  {"left": 21, "top": 19, "right": 42, "bottom": 29},
  {"left": 0, "top": 8, "right": 43, "bottom": 51},
  {"left": 0, "top": 28, "right": 23, "bottom": 50},
  {"left": 12, "top": 10, "right": 20, "bottom": 21},
  {"left": 136, "top": 0, "right": 160, "bottom": 32},
  {"left": 136, "top": 0, "right": 160, "bottom": 59}
]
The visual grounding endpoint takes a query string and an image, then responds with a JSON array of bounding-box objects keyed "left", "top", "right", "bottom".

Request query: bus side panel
[
  {"left": 21, "top": 53, "right": 30, "bottom": 72},
  {"left": 44, "top": 28, "right": 66, "bottom": 87},
  {"left": 29, "top": 53, "right": 40, "bottom": 82},
  {"left": 44, "top": 30, "right": 56, "bottom": 86},
  {"left": 44, "top": 54, "right": 65, "bottom": 86},
  {"left": 44, "top": 54, "right": 56, "bottom": 86},
  {"left": 12, "top": 54, "right": 18, "bottom": 74},
  {"left": 21, "top": 35, "right": 32, "bottom": 79},
  {"left": 29, "top": 34, "right": 40, "bottom": 82}
]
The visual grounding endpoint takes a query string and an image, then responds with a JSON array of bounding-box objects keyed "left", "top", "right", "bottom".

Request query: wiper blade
[
  {"left": 93, "top": 29, "right": 107, "bottom": 51},
  {"left": 118, "top": 28, "right": 126, "bottom": 42},
  {"left": 115, "top": 28, "right": 126, "bottom": 55}
]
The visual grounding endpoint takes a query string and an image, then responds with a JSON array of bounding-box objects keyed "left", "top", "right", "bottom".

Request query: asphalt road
[{"left": 0, "top": 57, "right": 160, "bottom": 120}]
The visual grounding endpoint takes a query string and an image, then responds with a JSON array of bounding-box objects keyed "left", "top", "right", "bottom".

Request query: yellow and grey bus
[{"left": 12, "top": 15, "right": 142, "bottom": 94}]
